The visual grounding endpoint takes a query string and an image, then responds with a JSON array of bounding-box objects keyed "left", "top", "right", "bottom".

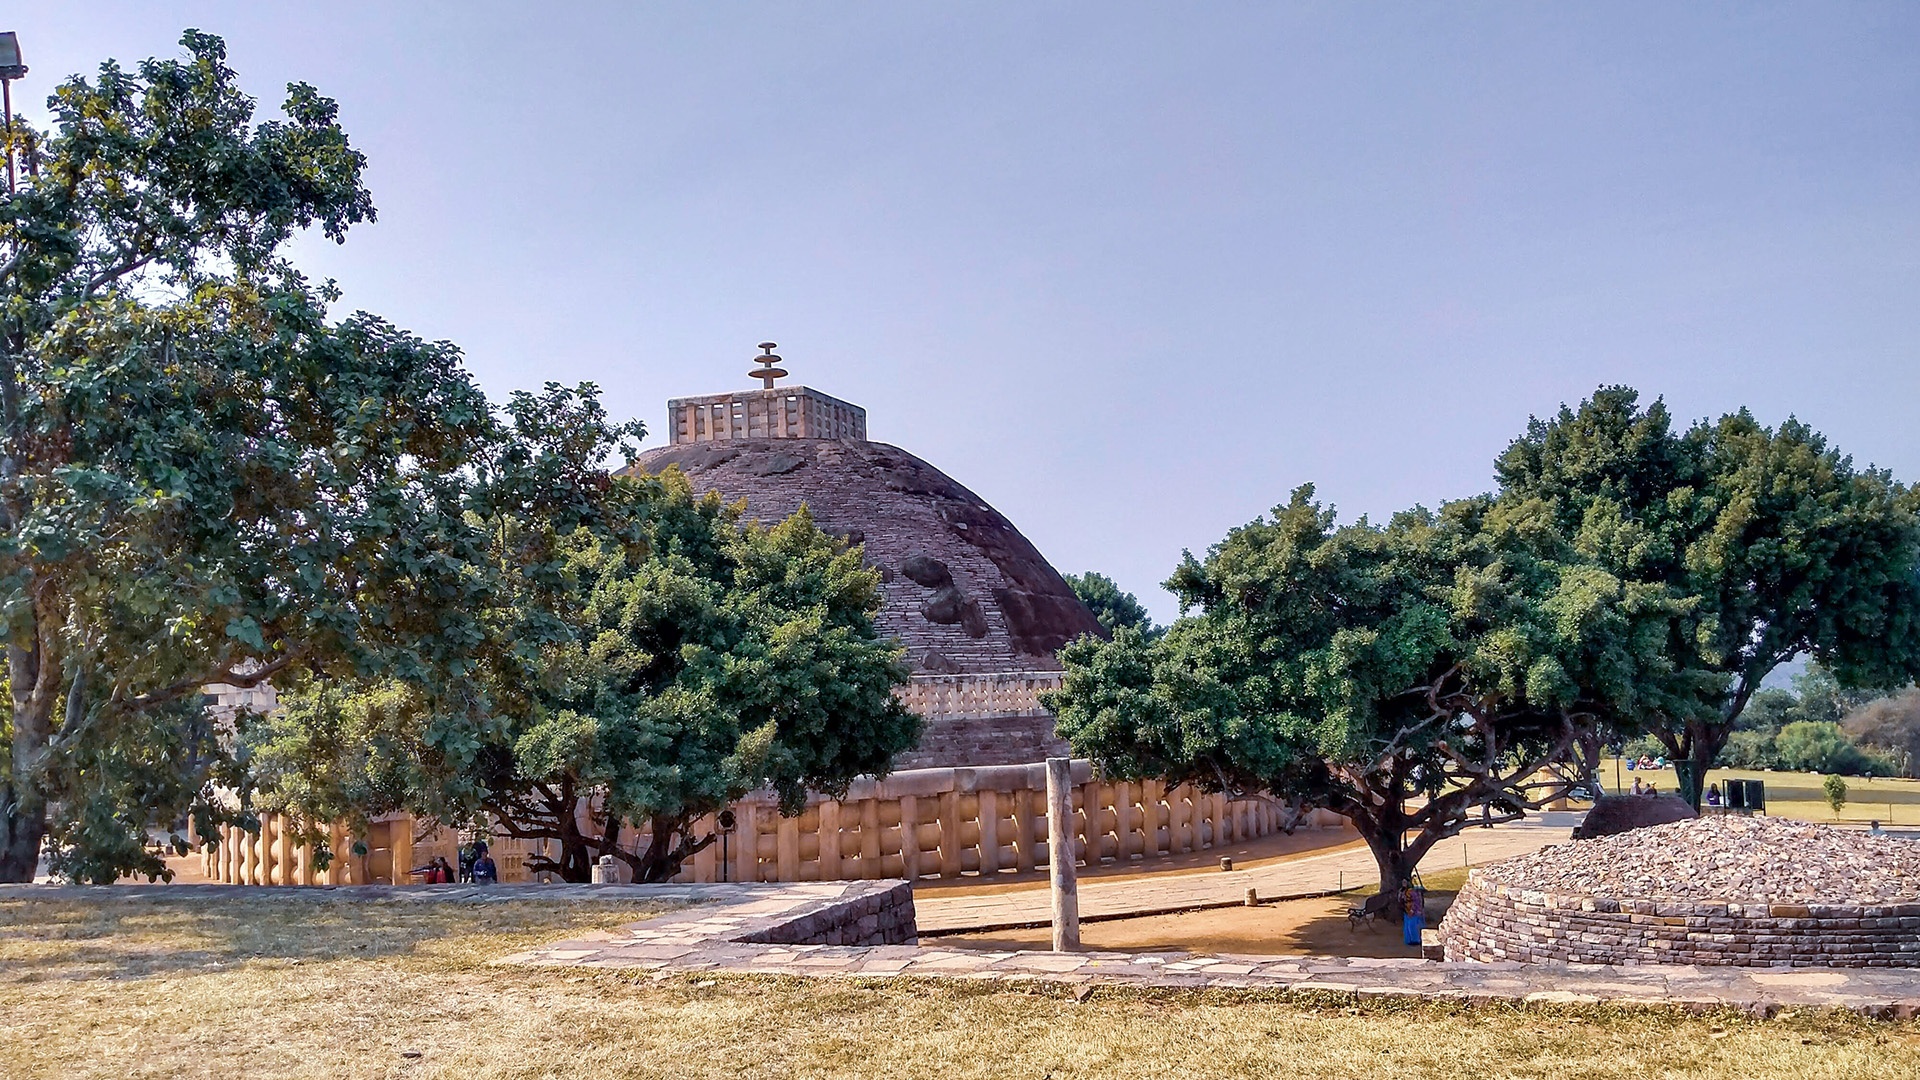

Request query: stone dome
[{"left": 626, "top": 435, "right": 1103, "bottom": 677}]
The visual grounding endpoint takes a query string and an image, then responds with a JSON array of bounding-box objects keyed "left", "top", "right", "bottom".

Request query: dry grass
[{"left": 3, "top": 891, "right": 1917, "bottom": 1079}]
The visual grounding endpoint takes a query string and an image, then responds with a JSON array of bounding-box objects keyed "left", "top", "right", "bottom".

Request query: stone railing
[
  {"left": 895, "top": 671, "right": 1062, "bottom": 718},
  {"left": 205, "top": 813, "right": 322, "bottom": 886},
  {"left": 1439, "top": 875, "right": 1920, "bottom": 967},
  {"left": 665, "top": 761, "right": 1345, "bottom": 885},
  {"left": 202, "top": 763, "right": 1347, "bottom": 887},
  {"left": 203, "top": 812, "right": 551, "bottom": 888}
]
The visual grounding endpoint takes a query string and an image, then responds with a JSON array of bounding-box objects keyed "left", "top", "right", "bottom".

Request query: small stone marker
[
  {"left": 1046, "top": 756, "right": 1080, "bottom": 951},
  {"left": 1220, "top": 856, "right": 1233, "bottom": 872},
  {"left": 591, "top": 854, "right": 617, "bottom": 885},
  {"left": 1245, "top": 887, "right": 1259, "bottom": 907}
]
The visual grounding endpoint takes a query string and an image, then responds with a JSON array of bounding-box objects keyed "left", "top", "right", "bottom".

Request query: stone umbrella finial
[{"left": 750, "top": 342, "right": 788, "bottom": 390}]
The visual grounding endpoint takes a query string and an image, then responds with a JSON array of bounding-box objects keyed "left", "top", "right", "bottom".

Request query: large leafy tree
[
  {"left": 1047, "top": 487, "right": 1686, "bottom": 906},
  {"left": 1493, "top": 388, "right": 1920, "bottom": 805},
  {"left": 1064, "top": 571, "right": 1160, "bottom": 640},
  {"left": 0, "top": 32, "right": 547, "bottom": 882},
  {"left": 251, "top": 473, "right": 920, "bottom": 883}
]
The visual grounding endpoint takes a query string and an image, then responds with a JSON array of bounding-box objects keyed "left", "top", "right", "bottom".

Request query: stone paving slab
[
  {"left": 503, "top": 877, "right": 1920, "bottom": 1017},
  {"left": 915, "top": 813, "right": 1582, "bottom": 933}
]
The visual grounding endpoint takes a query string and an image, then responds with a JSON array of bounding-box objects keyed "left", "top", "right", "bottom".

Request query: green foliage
[
  {"left": 1046, "top": 484, "right": 1684, "bottom": 898},
  {"left": 1843, "top": 688, "right": 1920, "bottom": 777},
  {"left": 0, "top": 33, "right": 640, "bottom": 882},
  {"left": 1720, "top": 728, "right": 1780, "bottom": 770},
  {"left": 252, "top": 473, "right": 918, "bottom": 882},
  {"left": 1064, "top": 571, "right": 1161, "bottom": 641},
  {"left": 1772, "top": 721, "right": 1880, "bottom": 776},
  {"left": 1715, "top": 664, "right": 1903, "bottom": 775},
  {"left": 1490, "top": 387, "right": 1920, "bottom": 805},
  {"left": 1823, "top": 773, "right": 1848, "bottom": 815}
]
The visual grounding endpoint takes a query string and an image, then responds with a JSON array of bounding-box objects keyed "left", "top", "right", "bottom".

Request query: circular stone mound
[{"left": 1439, "top": 816, "right": 1920, "bottom": 968}]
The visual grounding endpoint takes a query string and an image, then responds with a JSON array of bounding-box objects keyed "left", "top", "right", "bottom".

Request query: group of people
[
  {"left": 1624, "top": 755, "right": 1668, "bottom": 771},
  {"left": 411, "top": 839, "right": 499, "bottom": 885},
  {"left": 1628, "top": 777, "right": 1662, "bottom": 797}
]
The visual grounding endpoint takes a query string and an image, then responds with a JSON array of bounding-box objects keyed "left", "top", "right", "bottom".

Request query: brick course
[{"left": 1439, "top": 877, "right": 1920, "bottom": 967}]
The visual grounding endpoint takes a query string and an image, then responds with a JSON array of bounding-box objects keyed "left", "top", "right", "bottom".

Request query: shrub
[{"left": 1823, "top": 774, "right": 1848, "bottom": 816}]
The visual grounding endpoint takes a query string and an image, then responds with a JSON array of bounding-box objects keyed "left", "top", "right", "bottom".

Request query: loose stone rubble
[
  {"left": 1441, "top": 816, "right": 1920, "bottom": 967},
  {"left": 1476, "top": 816, "right": 1920, "bottom": 904}
]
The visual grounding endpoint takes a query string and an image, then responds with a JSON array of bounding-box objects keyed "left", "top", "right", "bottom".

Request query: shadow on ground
[
  {"left": 0, "top": 892, "right": 676, "bottom": 982},
  {"left": 938, "top": 890, "right": 1458, "bottom": 958}
]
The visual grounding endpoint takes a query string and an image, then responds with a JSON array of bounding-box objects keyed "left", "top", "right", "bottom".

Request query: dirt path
[{"left": 915, "top": 811, "right": 1581, "bottom": 933}]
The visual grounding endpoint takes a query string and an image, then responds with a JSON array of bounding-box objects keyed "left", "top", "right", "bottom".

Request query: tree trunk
[
  {"left": 1347, "top": 812, "right": 1418, "bottom": 915},
  {"left": 557, "top": 837, "right": 594, "bottom": 882},
  {"left": 626, "top": 814, "right": 711, "bottom": 883},
  {"left": 1677, "top": 718, "right": 1729, "bottom": 811},
  {"left": 0, "top": 793, "right": 45, "bottom": 883}
]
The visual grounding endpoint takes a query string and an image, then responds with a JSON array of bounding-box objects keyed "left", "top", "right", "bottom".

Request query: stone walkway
[
  {"left": 501, "top": 877, "right": 1920, "bottom": 1016},
  {"left": 915, "top": 812, "right": 1582, "bottom": 933}
]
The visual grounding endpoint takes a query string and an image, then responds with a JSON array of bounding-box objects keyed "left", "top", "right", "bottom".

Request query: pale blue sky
[{"left": 16, "top": 3, "right": 1920, "bottom": 621}]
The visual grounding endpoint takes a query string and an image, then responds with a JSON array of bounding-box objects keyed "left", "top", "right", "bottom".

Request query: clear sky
[{"left": 15, "top": 3, "right": 1920, "bottom": 622}]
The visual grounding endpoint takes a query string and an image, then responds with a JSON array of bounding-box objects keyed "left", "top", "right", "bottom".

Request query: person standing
[
  {"left": 471, "top": 841, "right": 499, "bottom": 885},
  {"left": 1402, "top": 882, "right": 1426, "bottom": 947}
]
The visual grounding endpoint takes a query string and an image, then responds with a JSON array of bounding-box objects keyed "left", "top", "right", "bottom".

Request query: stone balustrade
[
  {"left": 665, "top": 760, "right": 1340, "bottom": 885},
  {"left": 204, "top": 762, "right": 1343, "bottom": 887},
  {"left": 894, "top": 671, "right": 1063, "bottom": 718}
]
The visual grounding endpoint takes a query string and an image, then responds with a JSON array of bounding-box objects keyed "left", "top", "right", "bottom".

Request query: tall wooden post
[{"left": 1046, "top": 757, "right": 1080, "bottom": 951}]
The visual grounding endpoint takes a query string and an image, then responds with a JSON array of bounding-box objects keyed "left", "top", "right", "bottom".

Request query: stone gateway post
[{"left": 1046, "top": 756, "right": 1080, "bottom": 951}]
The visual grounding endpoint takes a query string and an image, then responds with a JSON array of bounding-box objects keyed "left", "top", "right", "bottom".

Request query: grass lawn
[
  {"left": 4, "top": 891, "right": 1919, "bottom": 1078},
  {"left": 1601, "top": 759, "right": 1920, "bottom": 824}
]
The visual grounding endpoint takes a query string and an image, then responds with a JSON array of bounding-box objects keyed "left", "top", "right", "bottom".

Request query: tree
[
  {"left": 1722, "top": 665, "right": 1896, "bottom": 773},
  {"left": 1773, "top": 720, "right": 1878, "bottom": 776},
  {"left": 1843, "top": 688, "right": 1920, "bottom": 778},
  {"left": 1064, "top": 571, "right": 1160, "bottom": 640},
  {"left": 251, "top": 473, "right": 921, "bottom": 883},
  {"left": 1823, "top": 773, "right": 1848, "bottom": 816},
  {"left": 1046, "top": 486, "right": 1684, "bottom": 907},
  {"left": 1492, "top": 388, "right": 1920, "bottom": 807},
  {"left": 0, "top": 33, "right": 525, "bottom": 881}
]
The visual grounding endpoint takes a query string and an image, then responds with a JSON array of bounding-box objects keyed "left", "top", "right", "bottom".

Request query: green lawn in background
[{"left": 1599, "top": 758, "right": 1920, "bottom": 825}]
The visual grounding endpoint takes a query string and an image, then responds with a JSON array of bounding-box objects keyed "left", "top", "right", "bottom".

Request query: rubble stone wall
[
  {"left": 1441, "top": 878, "right": 1920, "bottom": 967},
  {"left": 736, "top": 880, "right": 916, "bottom": 946}
]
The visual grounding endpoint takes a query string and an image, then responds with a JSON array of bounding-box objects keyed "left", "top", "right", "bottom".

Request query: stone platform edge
[{"left": 501, "top": 881, "right": 1920, "bottom": 1017}]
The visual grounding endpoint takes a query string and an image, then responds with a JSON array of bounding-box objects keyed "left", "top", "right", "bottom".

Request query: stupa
[{"left": 624, "top": 345, "right": 1104, "bottom": 768}]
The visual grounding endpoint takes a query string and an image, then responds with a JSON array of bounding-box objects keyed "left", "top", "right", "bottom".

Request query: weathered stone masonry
[
  {"left": 735, "top": 880, "right": 916, "bottom": 947},
  {"left": 1441, "top": 877, "right": 1920, "bottom": 967}
]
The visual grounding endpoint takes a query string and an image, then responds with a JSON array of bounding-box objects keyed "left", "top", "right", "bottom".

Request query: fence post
[{"left": 1047, "top": 757, "right": 1080, "bottom": 951}]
